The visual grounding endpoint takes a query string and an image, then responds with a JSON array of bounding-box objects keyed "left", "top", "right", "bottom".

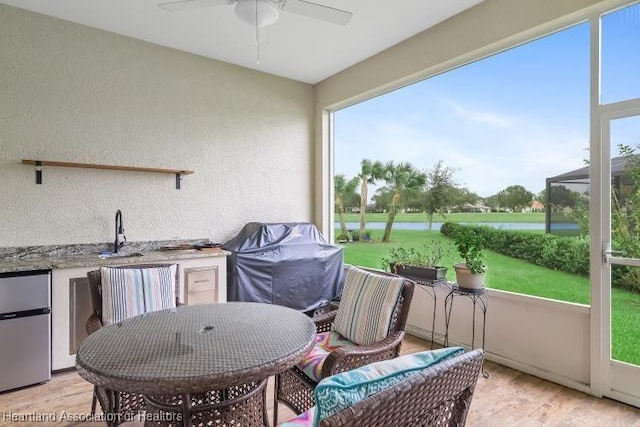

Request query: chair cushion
[
  {"left": 100, "top": 267, "right": 145, "bottom": 325},
  {"left": 276, "top": 406, "right": 315, "bottom": 427},
  {"left": 140, "top": 265, "right": 178, "bottom": 312},
  {"left": 296, "top": 331, "right": 354, "bottom": 382},
  {"left": 313, "top": 347, "right": 465, "bottom": 424},
  {"left": 100, "top": 265, "right": 177, "bottom": 326},
  {"left": 331, "top": 266, "right": 405, "bottom": 346}
]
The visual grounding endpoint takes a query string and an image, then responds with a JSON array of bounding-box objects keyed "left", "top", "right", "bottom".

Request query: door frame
[{"left": 597, "top": 100, "right": 640, "bottom": 406}]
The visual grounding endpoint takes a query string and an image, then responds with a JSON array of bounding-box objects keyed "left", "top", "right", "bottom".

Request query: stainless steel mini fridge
[{"left": 0, "top": 269, "right": 51, "bottom": 392}]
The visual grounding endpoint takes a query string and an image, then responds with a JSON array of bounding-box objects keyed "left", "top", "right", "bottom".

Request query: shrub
[{"left": 440, "top": 222, "right": 590, "bottom": 277}]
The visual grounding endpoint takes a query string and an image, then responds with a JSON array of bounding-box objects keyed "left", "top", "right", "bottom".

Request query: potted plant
[
  {"left": 336, "top": 233, "right": 349, "bottom": 243},
  {"left": 453, "top": 228, "right": 487, "bottom": 290},
  {"left": 381, "top": 241, "right": 450, "bottom": 282}
]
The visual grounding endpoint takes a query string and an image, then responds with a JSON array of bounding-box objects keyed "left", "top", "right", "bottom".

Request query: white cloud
[
  {"left": 445, "top": 99, "right": 515, "bottom": 128},
  {"left": 335, "top": 98, "right": 590, "bottom": 199},
  {"left": 332, "top": 28, "right": 597, "bottom": 200}
]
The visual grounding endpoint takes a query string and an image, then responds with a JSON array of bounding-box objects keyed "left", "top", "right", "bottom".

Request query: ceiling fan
[{"left": 158, "top": 0, "right": 353, "bottom": 27}]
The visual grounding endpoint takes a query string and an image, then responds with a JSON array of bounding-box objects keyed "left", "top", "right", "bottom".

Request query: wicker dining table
[{"left": 76, "top": 302, "right": 316, "bottom": 427}]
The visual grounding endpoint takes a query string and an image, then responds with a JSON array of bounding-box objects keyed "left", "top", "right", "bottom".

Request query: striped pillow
[
  {"left": 100, "top": 267, "right": 145, "bottom": 326},
  {"left": 331, "top": 266, "right": 405, "bottom": 346},
  {"left": 100, "top": 265, "right": 177, "bottom": 326},
  {"left": 140, "top": 265, "right": 178, "bottom": 313}
]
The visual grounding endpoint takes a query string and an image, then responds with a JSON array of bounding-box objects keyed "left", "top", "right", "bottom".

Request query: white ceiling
[{"left": 0, "top": 0, "right": 485, "bottom": 84}]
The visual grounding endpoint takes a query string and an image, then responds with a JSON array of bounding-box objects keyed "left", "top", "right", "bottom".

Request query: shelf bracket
[
  {"left": 175, "top": 173, "right": 182, "bottom": 190},
  {"left": 35, "top": 161, "right": 43, "bottom": 184}
]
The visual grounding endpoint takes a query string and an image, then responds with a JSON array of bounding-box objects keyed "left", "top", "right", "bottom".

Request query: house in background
[
  {"left": 530, "top": 200, "right": 545, "bottom": 212},
  {"left": 521, "top": 200, "right": 545, "bottom": 212},
  {"left": 2, "top": 0, "right": 639, "bottom": 411},
  {"left": 460, "top": 202, "right": 491, "bottom": 213}
]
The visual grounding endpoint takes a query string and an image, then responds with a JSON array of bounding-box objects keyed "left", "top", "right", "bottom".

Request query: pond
[{"left": 338, "top": 222, "right": 579, "bottom": 231}]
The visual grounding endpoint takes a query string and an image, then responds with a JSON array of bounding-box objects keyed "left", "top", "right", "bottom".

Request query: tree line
[{"left": 335, "top": 159, "right": 568, "bottom": 242}]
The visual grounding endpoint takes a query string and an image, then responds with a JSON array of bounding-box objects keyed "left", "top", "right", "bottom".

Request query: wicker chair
[
  {"left": 84, "top": 263, "right": 181, "bottom": 424},
  {"left": 274, "top": 265, "right": 415, "bottom": 423},
  {"left": 279, "top": 348, "right": 485, "bottom": 427}
]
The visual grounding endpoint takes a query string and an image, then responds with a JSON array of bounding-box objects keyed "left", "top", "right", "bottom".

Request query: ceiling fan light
[{"left": 235, "top": 0, "right": 279, "bottom": 28}]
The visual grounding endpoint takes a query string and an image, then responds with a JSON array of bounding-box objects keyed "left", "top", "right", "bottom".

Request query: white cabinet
[
  {"left": 184, "top": 266, "right": 219, "bottom": 305},
  {"left": 51, "top": 255, "right": 227, "bottom": 371},
  {"left": 177, "top": 257, "right": 227, "bottom": 304}
]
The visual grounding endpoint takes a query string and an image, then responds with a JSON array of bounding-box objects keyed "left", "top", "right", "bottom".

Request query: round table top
[{"left": 76, "top": 302, "right": 316, "bottom": 394}]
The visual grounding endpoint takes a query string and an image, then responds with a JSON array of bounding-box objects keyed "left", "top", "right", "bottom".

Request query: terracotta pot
[{"left": 453, "top": 262, "right": 486, "bottom": 290}]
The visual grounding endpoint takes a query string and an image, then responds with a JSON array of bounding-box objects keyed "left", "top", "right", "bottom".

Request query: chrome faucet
[{"left": 114, "top": 210, "right": 126, "bottom": 253}]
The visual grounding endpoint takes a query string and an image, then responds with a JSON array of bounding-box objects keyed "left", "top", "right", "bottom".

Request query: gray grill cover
[{"left": 223, "top": 222, "right": 344, "bottom": 312}]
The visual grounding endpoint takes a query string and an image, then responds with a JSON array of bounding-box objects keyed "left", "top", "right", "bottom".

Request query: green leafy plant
[
  {"left": 454, "top": 228, "right": 486, "bottom": 274},
  {"left": 381, "top": 241, "right": 450, "bottom": 270},
  {"left": 336, "top": 233, "right": 349, "bottom": 242},
  {"left": 610, "top": 144, "right": 640, "bottom": 292}
]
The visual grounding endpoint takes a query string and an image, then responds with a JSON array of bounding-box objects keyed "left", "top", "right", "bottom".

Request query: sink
[{"left": 98, "top": 252, "right": 144, "bottom": 259}]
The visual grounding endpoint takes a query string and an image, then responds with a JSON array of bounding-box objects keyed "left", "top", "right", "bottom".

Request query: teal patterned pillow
[{"left": 313, "top": 347, "right": 465, "bottom": 424}]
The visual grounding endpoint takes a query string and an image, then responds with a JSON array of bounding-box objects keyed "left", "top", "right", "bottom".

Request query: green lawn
[
  {"left": 612, "top": 288, "right": 640, "bottom": 363},
  {"left": 338, "top": 228, "right": 640, "bottom": 364},
  {"left": 341, "top": 211, "right": 545, "bottom": 223},
  {"left": 340, "top": 229, "right": 589, "bottom": 303}
]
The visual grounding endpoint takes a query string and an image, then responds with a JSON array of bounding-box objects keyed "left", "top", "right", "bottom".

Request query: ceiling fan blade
[
  {"left": 281, "top": 0, "right": 352, "bottom": 25},
  {"left": 158, "top": 0, "right": 232, "bottom": 12}
]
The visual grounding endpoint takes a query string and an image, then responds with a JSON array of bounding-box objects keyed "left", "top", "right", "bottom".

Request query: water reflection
[{"left": 338, "top": 222, "right": 579, "bottom": 231}]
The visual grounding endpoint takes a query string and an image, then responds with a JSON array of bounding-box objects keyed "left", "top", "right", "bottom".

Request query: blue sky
[{"left": 334, "top": 3, "right": 639, "bottom": 199}]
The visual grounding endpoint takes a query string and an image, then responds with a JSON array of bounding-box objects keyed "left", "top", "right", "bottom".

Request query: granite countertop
[{"left": 0, "top": 240, "right": 230, "bottom": 274}]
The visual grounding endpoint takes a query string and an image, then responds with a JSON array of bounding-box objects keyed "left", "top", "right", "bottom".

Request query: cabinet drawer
[
  {"left": 188, "top": 290, "right": 217, "bottom": 305},
  {"left": 186, "top": 268, "right": 217, "bottom": 292},
  {"left": 184, "top": 266, "right": 218, "bottom": 305}
]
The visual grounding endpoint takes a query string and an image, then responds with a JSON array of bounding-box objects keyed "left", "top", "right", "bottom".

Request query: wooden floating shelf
[
  {"left": 21, "top": 159, "right": 193, "bottom": 175},
  {"left": 22, "top": 159, "right": 194, "bottom": 189}
]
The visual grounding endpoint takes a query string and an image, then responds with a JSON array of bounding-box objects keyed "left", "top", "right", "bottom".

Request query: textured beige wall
[{"left": 0, "top": 5, "right": 314, "bottom": 247}]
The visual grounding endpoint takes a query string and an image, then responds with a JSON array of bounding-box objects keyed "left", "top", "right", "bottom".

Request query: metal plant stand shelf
[
  {"left": 444, "top": 285, "right": 489, "bottom": 378},
  {"left": 407, "top": 278, "right": 451, "bottom": 349}
]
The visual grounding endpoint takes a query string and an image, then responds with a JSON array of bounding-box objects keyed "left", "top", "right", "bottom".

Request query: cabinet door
[{"left": 184, "top": 266, "right": 218, "bottom": 305}]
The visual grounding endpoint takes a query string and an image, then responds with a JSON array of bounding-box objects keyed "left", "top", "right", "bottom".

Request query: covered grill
[{"left": 223, "top": 222, "right": 344, "bottom": 313}]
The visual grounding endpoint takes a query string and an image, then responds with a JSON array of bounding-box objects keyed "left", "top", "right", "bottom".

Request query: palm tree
[
  {"left": 380, "top": 161, "right": 427, "bottom": 242},
  {"left": 358, "top": 159, "right": 385, "bottom": 236},
  {"left": 334, "top": 174, "right": 360, "bottom": 238}
]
